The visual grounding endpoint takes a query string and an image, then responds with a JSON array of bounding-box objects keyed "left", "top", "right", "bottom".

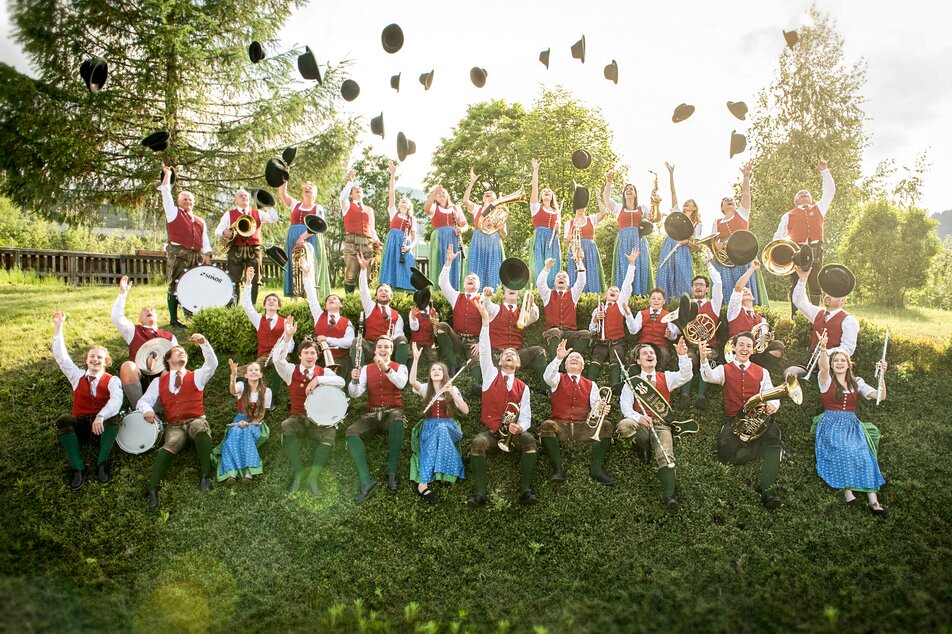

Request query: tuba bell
[
  {"left": 291, "top": 241, "right": 315, "bottom": 297},
  {"left": 762, "top": 239, "right": 813, "bottom": 276},
  {"left": 732, "top": 372, "right": 803, "bottom": 442},
  {"left": 497, "top": 402, "right": 521, "bottom": 452},
  {"left": 480, "top": 188, "right": 526, "bottom": 234},
  {"left": 221, "top": 214, "right": 257, "bottom": 248}
]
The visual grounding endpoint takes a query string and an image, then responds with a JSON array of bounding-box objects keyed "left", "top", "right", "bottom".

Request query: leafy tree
[
  {"left": 908, "top": 236, "right": 952, "bottom": 311},
  {"left": 1, "top": 0, "right": 359, "bottom": 223},
  {"left": 841, "top": 199, "right": 940, "bottom": 307},
  {"left": 748, "top": 6, "right": 869, "bottom": 296}
]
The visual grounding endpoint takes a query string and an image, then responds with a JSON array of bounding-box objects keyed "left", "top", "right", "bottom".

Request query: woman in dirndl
[
  {"left": 463, "top": 167, "right": 504, "bottom": 291},
  {"left": 529, "top": 158, "right": 561, "bottom": 288},
  {"left": 425, "top": 185, "right": 468, "bottom": 290},
  {"left": 814, "top": 336, "right": 888, "bottom": 515},
  {"left": 602, "top": 170, "right": 653, "bottom": 297},
  {"left": 379, "top": 160, "right": 417, "bottom": 292},
  {"left": 277, "top": 179, "right": 331, "bottom": 298},
  {"left": 217, "top": 359, "right": 272, "bottom": 484},
  {"left": 710, "top": 162, "right": 760, "bottom": 304},
  {"left": 656, "top": 162, "right": 703, "bottom": 300},
  {"left": 564, "top": 202, "right": 606, "bottom": 294},
  {"left": 409, "top": 344, "right": 469, "bottom": 502}
]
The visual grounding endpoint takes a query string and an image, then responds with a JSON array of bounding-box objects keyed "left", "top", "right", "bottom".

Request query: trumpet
[
  {"left": 496, "top": 402, "right": 521, "bottom": 452},
  {"left": 803, "top": 328, "right": 827, "bottom": 380},
  {"left": 570, "top": 223, "right": 586, "bottom": 272},
  {"left": 648, "top": 170, "right": 662, "bottom": 223},
  {"left": 732, "top": 372, "right": 803, "bottom": 442},
  {"left": 221, "top": 214, "right": 256, "bottom": 248},
  {"left": 516, "top": 282, "right": 534, "bottom": 329},
  {"left": 480, "top": 188, "right": 526, "bottom": 234},
  {"left": 586, "top": 386, "right": 613, "bottom": 441}
]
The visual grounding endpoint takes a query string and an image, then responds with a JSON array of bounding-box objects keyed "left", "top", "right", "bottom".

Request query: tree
[
  {"left": 426, "top": 88, "right": 618, "bottom": 264},
  {"left": 748, "top": 6, "right": 869, "bottom": 297},
  {"left": 841, "top": 199, "right": 940, "bottom": 307},
  {"left": 1, "top": 0, "right": 359, "bottom": 223}
]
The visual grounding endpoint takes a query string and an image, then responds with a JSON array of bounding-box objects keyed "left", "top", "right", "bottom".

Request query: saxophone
[{"left": 648, "top": 170, "right": 662, "bottom": 223}]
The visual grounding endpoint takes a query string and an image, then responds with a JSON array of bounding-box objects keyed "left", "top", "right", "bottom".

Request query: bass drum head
[
  {"left": 176, "top": 266, "right": 234, "bottom": 314},
  {"left": 116, "top": 411, "right": 163, "bottom": 454},
  {"left": 305, "top": 386, "right": 349, "bottom": 426}
]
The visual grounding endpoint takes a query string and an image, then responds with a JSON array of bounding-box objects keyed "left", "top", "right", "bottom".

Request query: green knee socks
[
  {"left": 541, "top": 436, "right": 561, "bottom": 471},
  {"left": 761, "top": 448, "right": 782, "bottom": 493},
  {"left": 347, "top": 436, "right": 372, "bottom": 486},
  {"left": 194, "top": 432, "right": 213, "bottom": 477},
  {"left": 97, "top": 424, "right": 120, "bottom": 466},
  {"left": 147, "top": 449, "right": 174, "bottom": 490},
  {"left": 387, "top": 420, "right": 404, "bottom": 475},
  {"left": 283, "top": 435, "right": 305, "bottom": 475},
  {"left": 59, "top": 432, "right": 85, "bottom": 470},
  {"left": 520, "top": 452, "right": 537, "bottom": 493},
  {"left": 470, "top": 455, "right": 487, "bottom": 496},
  {"left": 658, "top": 467, "right": 676, "bottom": 498},
  {"left": 591, "top": 439, "right": 609, "bottom": 475}
]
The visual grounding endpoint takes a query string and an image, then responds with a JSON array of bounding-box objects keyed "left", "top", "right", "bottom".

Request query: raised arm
[
  {"left": 707, "top": 256, "right": 724, "bottom": 314},
  {"left": 792, "top": 268, "right": 821, "bottom": 322},
  {"left": 158, "top": 165, "right": 178, "bottom": 222},
  {"left": 301, "top": 258, "right": 323, "bottom": 327},
  {"left": 277, "top": 181, "right": 294, "bottom": 209},
  {"left": 665, "top": 162, "right": 678, "bottom": 209},
  {"left": 463, "top": 167, "right": 479, "bottom": 213},
  {"left": 241, "top": 268, "right": 263, "bottom": 329},
  {"left": 536, "top": 260, "right": 553, "bottom": 304},
  {"left": 816, "top": 160, "right": 835, "bottom": 215},
  {"left": 698, "top": 342, "right": 725, "bottom": 385},
  {"left": 570, "top": 269, "right": 587, "bottom": 303},
  {"left": 111, "top": 277, "right": 135, "bottom": 344},
  {"left": 51, "top": 311, "right": 82, "bottom": 384},
  {"left": 423, "top": 186, "right": 439, "bottom": 217},
  {"left": 439, "top": 245, "right": 461, "bottom": 306},
  {"left": 387, "top": 161, "right": 397, "bottom": 212},
  {"left": 617, "top": 250, "right": 638, "bottom": 305},
  {"left": 338, "top": 169, "right": 355, "bottom": 214},
  {"left": 190, "top": 335, "right": 219, "bottom": 390},
  {"left": 477, "top": 303, "right": 498, "bottom": 389},
  {"left": 408, "top": 343, "right": 424, "bottom": 392},
  {"left": 817, "top": 332, "right": 831, "bottom": 385},
  {"left": 735, "top": 259, "right": 760, "bottom": 293},
  {"left": 272, "top": 317, "right": 297, "bottom": 385},
  {"left": 530, "top": 159, "right": 540, "bottom": 204},
  {"left": 356, "top": 258, "right": 375, "bottom": 316},
  {"left": 740, "top": 162, "right": 752, "bottom": 216},
  {"left": 602, "top": 171, "right": 616, "bottom": 212}
]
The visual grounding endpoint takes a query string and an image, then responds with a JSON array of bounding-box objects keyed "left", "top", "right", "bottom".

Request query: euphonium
[
  {"left": 290, "top": 241, "right": 315, "bottom": 297},
  {"left": 586, "top": 386, "right": 613, "bottom": 440},
  {"left": 648, "top": 170, "right": 662, "bottom": 223},
  {"left": 496, "top": 402, "right": 521, "bottom": 452},
  {"left": 221, "top": 214, "right": 256, "bottom": 248},
  {"left": 480, "top": 188, "right": 526, "bottom": 234},
  {"left": 732, "top": 372, "right": 803, "bottom": 442},
  {"left": 516, "top": 283, "right": 534, "bottom": 329}
]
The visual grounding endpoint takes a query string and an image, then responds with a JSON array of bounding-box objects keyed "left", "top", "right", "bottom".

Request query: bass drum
[
  {"left": 175, "top": 265, "right": 234, "bottom": 315},
  {"left": 305, "top": 386, "right": 349, "bottom": 427},
  {"left": 116, "top": 411, "right": 164, "bottom": 454}
]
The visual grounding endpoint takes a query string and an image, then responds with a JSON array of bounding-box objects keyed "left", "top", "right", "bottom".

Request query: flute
[{"left": 875, "top": 328, "right": 889, "bottom": 406}]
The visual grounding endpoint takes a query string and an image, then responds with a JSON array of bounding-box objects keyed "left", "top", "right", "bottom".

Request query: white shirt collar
[
  {"left": 732, "top": 359, "right": 751, "bottom": 369},
  {"left": 826, "top": 308, "right": 843, "bottom": 317}
]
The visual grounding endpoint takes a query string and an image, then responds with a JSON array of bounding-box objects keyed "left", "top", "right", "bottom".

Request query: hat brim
[
  {"left": 818, "top": 264, "right": 855, "bottom": 298},
  {"left": 265, "top": 158, "right": 290, "bottom": 188},
  {"left": 664, "top": 212, "right": 694, "bottom": 241},
  {"left": 410, "top": 266, "right": 431, "bottom": 290},
  {"left": 265, "top": 245, "right": 288, "bottom": 267},
  {"left": 726, "top": 230, "right": 758, "bottom": 265},
  {"left": 413, "top": 288, "right": 431, "bottom": 310},
  {"left": 499, "top": 258, "right": 530, "bottom": 290}
]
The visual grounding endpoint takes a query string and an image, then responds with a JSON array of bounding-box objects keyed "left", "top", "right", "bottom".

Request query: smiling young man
[
  {"left": 356, "top": 252, "right": 409, "bottom": 366},
  {"left": 301, "top": 257, "right": 354, "bottom": 380},
  {"left": 586, "top": 248, "right": 638, "bottom": 388},
  {"left": 482, "top": 282, "right": 547, "bottom": 383},
  {"left": 537, "top": 257, "right": 592, "bottom": 360}
]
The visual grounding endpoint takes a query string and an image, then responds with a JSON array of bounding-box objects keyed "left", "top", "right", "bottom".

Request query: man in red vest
[
  {"left": 540, "top": 340, "right": 616, "bottom": 485},
  {"left": 773, "top": 160, "right": 835, "bottom": 311},
  {"left": 271, "top": 317, "right": 347, "bottom": 496},
  {"left": 301, "top": 257, "right": 354, "bottom": 380},
  {"left": 52, "top": 311, "right": 123, "bottom": 490},
  {"left": 214, "top": 188, "right": 279, "bottom": 304},
  {"left": 626, "top": 288, "right": 680, "bottom": 371},
  {"left": 159, "top": 165, "right": 212, "bottom": 327},
  {"left": 678, "top": 251, "right": 722, "bottom": 410},
  {"left": 467, "top": 302, "right": 538, "bottom": 506},
  {"left": 138, "top": 333, "right": 219, "bottom": 509},
  {"left": 727, "top": 260, "right": 786, "bottom": 371},
  {"left": 537, "top": 257, "right": 591, "bottom": 360},
  {"left": 347, "top": 336, "right": 409, "bottom": 502},
  {"left": 586, "top": 248, "right": 637, "bottom": 387},
  {"left": 617, "top": 339, "right": 692, "bottom": 510},
  {"left": 240, "top": 267, "right": 289, "bottom": 363},
  {"left": 699, "top": 333, "right": 784, "bottom": 509},
  {"left": 339, "top": 169, "right": 383, "bottom": 294},
  {"left": 356, "top": 252, "right": 409, "bottom": 364},
  {"left": 112, "top": 275, "right": 178, "bottom": 410},
  {"left": 409, "top": 302, "right": 439, "bottom": 363},
  {"left": 435, "top": 244, "right": 486, "bottom": 394},
  {"left": 483, "top": 284, "right": 547, "bottom": 382}
]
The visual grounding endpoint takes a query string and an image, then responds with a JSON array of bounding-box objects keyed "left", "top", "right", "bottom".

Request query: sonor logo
[{"left": 200, "top": 271, "right": 224, "bottom": 284}]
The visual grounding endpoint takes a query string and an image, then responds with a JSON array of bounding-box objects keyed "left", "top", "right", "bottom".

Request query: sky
[{"left": 2, "top": 0, "right": 950, "bottom": 229}]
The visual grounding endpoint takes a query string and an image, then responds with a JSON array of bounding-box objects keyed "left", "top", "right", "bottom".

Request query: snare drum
[
  {"left": 305, "top": 386, "right": 349, "bottom": 427},
  {"left": 175, "top": 265, "right": 235, "bottom": 315},
  {"left": 116, "top": 411, "right": 164, "bottom": 454}
]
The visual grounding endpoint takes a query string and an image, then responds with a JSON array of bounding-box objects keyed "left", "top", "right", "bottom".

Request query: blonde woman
[{"left": 529, "top": 158, "right": 562, "bottom": 287}]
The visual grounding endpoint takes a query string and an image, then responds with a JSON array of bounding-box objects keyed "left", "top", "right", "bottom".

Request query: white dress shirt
[
  {"left": 700, "top": 358, "right": 780, "bottom": 412},
  {"left": 52, "top": 335, "right": 123, "bottom": 420},
  {"left": 269, "top": 337, "right": 345, "bottom": 388},
  {"left": 241, "top": 284, "right": 295, "bottom": 354},
  {"left": 792, "top": 280, "right": 859, "bottom": 356},
  {"left": 303, "top": 277, "right": 353, "bottom": 350},
  {"left": 138, "top": 341, "right": 219, "bottom": 415},
  {"left": 484, "top": 297, "right": 539, "bottom": 327},
  {"left": 773, "top": 169, "right": 836, "bottom": 240},
  {"left": 478, "top": 325, "right": 532, "bottom": 429},
  {"left": 619, "top": 354, "right": 693, "bottom": 419},
  {"left": 589, "top": 263, "right": 635, "bottom": 332},
  {"left": 543, "top": 358, "right": 600, "bottom": 409},
  {"left": 213, "top": 205, "right": 279, "bottom": 238},
  {"left": 626, "top": 309, "right": 681, "bottom": 339},
  {"left": 111, "top": 292, "right": 179, "bottom": 348},
  {"left": 358, "top": 269, "right": 405, "bottom": 337},
  {"left": 348, "top": 362, "right": 409, "bottom": 398},
  {"left": 536, "top": 266, "right": 586, "bottom": 307},
  {"left": 159, "top": 183, "right": 212, "bottom": 254}
]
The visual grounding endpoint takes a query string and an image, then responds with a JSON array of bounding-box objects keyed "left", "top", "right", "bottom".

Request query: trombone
[{"left": 586, "top": 386, "right": 613, "bottom": 441}]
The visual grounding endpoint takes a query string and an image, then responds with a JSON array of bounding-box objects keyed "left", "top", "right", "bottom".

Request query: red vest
[
  {"left": 343, "top": 201, "right": 373, "bottom": 236},
  {"left": 314, "top": 313, "right": 351, "bottom": 359},
  {"left": 811, "top": 310, "right": 849, "bottom": 352},
  {"left": 411, "top": 308, "right": 436, "bottom": 346},
  {"left": 425, "top": 392, "right": 451, "bottom": 419},
  {"left": 128, "top": 325, "right": 174, "bottom": 361},
  {"left": 365, "top": 304, "right": 399, "bottom": 340},
  {"left": 601, "top": 302, "right": 626, "bottom": 341},
  {"left": 390, "top": 212, "right": 412, "bottom": 231},
  {"left": 568, "top": 216, "right": 595, "bottom": 239},
  {"left": 288, "top": 365, "right": 324, "bottom": 416},
  {"left": 821, "top": 381, "right": 860, "bottom": 412},
  {"left": 481, "top": 372, "right": 527, "bottom": 432},
  {"left": 236, "top": 390, "right": 262, "bottom": 417},
  {"left": 729, "top": 307, "right": 763, "bottom": 337},
  {"left": 786, "top": 205, "right": 824, "bottom": 243},
  {"left": 453, "top": 294, "right": 482, "bottom": 337},
  {"left": 616, "top": 206, "right": 643, "bottom": 229},
  {"left": 697, "top": 300, "right": 719, "bottom": 346},
  {"left": 716, "top": 213, "right": 748, "bottom": 240},
  {"left": 550, "top": 374, "right": 594, "bottom": 424},
  {"left": 533, "top": 208, "right": 558, "bottom": 229},
  {"left": 228, "top": 208, "right": 262, "bottom": 247},
  {"left": 489, "top": 305, "right": 524, "bottom": 349},
  {"left": 430, "top": 206, "right": 459, "bottom": 228},
  {"left": 72, "top": 373, "right": 113, "bottom": 417},
  {"left": 544, "top": 290, "right": 577, "bottom": 329},
  {"left": 365, "top": 362, "right": 404, "bottom": 409},
  {"left": 721, "top": 362, "right": 765, "bottom": 417},
  {"left": 632, "top": 372, "right": 671, "bottom": 416},
  {"left": 167, "top": 208, "right": 205, "bottom": 252},
  {"left": 638, "top": 309, "right": 669, "bottom": 345},
  {"left": 158, "top": 371, "right": 205, "bottom": 424},
  {"left": 256, "top": 314, "right": 286, "bottom": 357},
  {"left": 290, "top": 202, "right": 318, "bottom": 225}
]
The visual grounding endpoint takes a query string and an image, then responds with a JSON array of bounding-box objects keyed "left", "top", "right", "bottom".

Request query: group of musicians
[{"left": 49, "top": 155, "right": 891, "bottom": 516}]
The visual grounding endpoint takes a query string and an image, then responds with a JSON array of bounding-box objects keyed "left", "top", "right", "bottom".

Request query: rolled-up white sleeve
[
  {"left": 100, "top": 376, "right": 124, "bottom": 420},
  {"left": 543, "top": 358, "right": 562, "bottom": 390},
  {"left": 159, "top": 183, "right": 178, "bottom": 223},
  {"left": 52, "top": 335, "right": 83, "bottom": 387},
  {"left": 348, "top": 366, "right": 368, "bottom": 398},
  {"left": 517, "top": 387, "right": 531, "bottom": 430},
  {"left": 192, "top": 342, "right": 219, "bottom": 390},
  {"left": 700, "top": 362, "right": 724, "bottom": 385},
  {"left": 137, "top": 379, "right": 160, "bottom": 415},
  {"left": 319, "top": 368, "right": 345, "bottom": 388},
  {"left": 665, "top": 354, "right": 694, "bottom": 391},
  {"left": 817, "top": 169, "right": 835, "bottom": 216},
  {"left": 111, "top": 293, "right": 135, "bottom": 344}
]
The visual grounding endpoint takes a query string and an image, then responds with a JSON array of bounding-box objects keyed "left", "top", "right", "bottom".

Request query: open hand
[
  {"left": 119, "top": 275, "right": 133, "bottom": 294},
  {"left": 555, "top": 339, "right": 572, "bottom": 360},
  {"left": 190, "top": 333, "right": 207, "bottom": 346}
]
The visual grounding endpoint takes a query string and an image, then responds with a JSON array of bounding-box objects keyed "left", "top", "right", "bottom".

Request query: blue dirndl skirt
[
  {"left": 216, "top": 414, "right": 265, "bottom": 481},
  {"left": 614, "top": 227, "right": 651, "bottom": 296},
  {"left": 568, "top": 238, "right": 603, "bottom": 294},
  {"left": 467, "top": 229, "right": 503, "bottom": 290},
  {"left": 656, "top": 236, "right": 694, "bottom": 300},
  {"left": 379, "top": 227, "right": 415, "bottom": 291},
  {"left": 418, "top": 418, "right": 465, "bottom": 483},
  {"left": 530, "top": 227, "right": 561, "bottom": 288},
  {"left": 814, "top": 409, "right": 885, "bottom": 492},
  {"left": 714, "top": 260, "right": 760, "bottom": 305},
  {"left": 284, "top": 225, "right": 331, "bottom": 298},
  {"left": 430, "top": 226, "right": 462, "bottom": 290}
]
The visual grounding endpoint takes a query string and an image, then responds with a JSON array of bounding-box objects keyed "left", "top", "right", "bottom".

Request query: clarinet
[{"left": 352, "top": 311, "right": 365, "bottom": 383}]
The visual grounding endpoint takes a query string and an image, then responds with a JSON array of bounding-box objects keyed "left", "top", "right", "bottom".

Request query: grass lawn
[
  {"left": 1, "top": 278, "right": 950, "bottom": 632},
  {"left": 766, "top": 300, "right": 952, "bottom": 343}
]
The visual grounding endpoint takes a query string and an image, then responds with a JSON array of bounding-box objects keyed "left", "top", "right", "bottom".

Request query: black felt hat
[
  {"left": 783, "top": 30, "right": 799, "bottom": 49},
  {"left": 794, "top": 243, "right": 814, "bottom": 271},
  {"left": 572, "top": 149, "right": 592, "bottom": 170},
  {"left": 265, "top": 244, "right": 288, "bottom": 267},
  {"left": 470, "top": 67, "right": 487, "bottom": 88},
  {"left": 141, "top": 130, "right": 170, "bottom": 152},
  {"left": 639, "top": 219, "right": 654, "bottom": 237},
  {"left": 664, "top": 211, "right": 694, "bottom": 241},
  {"left": 413, "top": 288, "right": 431, "bottom": 310},
  {"left": 729, "top": 130, "right": 747, "bottom": 159},
  {"left": 341, "top": 79, "right": 360, "bottom": 101},
  {"left": 604, "top": 59, "right": 619, "bottom": 84},
  {"left": 248, "top": 41, "right": 265, "bottom": 64},
  {"left": 419, "top": 70, "right": 434, "bottom": 91},
  {"left": 539, "top": 48, "right": 551, "bottom": 69},
  {"left": 397, "top": 132, "right": 416, "bottom": 162},
  {"left": 818, "top": 264, "right": 855, "bottom": 298},
  {"left": 382, "top": 24, "right": 405, "bottom": 54},
  {"left": 390, "top": 73, "right": 401, "bottom": 92},
  {"left": 672, "top": 103, "right": 695, "bottom": 123},
  {"left": 297, "top": 46, "right": 322, "bottom": 82},
  {"left": 253, "top": 189, "right": 276, "bottom": 208},
  {"left": 499, "top": 258, "right": 531, "bottom": 290},
  {"left": 571, "top": 35, "right": 586, "bottom": 63},
  {"left": 727, "top": 101, "right": 748, "bottom": 121},
  {"left": 303, "top": 214, "right": 327, "bottom": 234},
  {"left": 677, "top": 293, "right": 692, "bottom": 330},
  {"left": 265, "top": 158, "right": 290, "bottom": 188},
  {"left": 725, "top": 230, "right": 758, "bottom": 265},
  {"left": 370, "top": 113, "right": 385, "bottom": 139},
  {"left": 80, "top": 58, "right": 108, "bottom": 93},
  {"left": 410, "top": 266, "right": 432, "bottom": 290},
  {"left": 282, "top": 146, "right": 297, "bottom": 166},
  {"left": 572, "top": 186, "right": 590, "bottom": 211}
]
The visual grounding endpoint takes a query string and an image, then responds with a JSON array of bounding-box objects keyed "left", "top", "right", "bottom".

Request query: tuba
[
  {"left": 291, "top": 241, "right": 315, "bottom": 297},
  {"left": 496, "top": 402, "right": 521, "bottom": 452},
  {"left": 732, "top": 372, "right": 803, "bottom": 442},
  {"left": 221, "top": 213, "right": 256, "bottom": 248},
  {"left": 586, "top": 386, "right": 613, "bottom": 440},
  {"left": 480, "top": 188, "right": 526, "bottom": 234},
  {"left": 648, "top": 170, "right": 662, "bottom": 223}
]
